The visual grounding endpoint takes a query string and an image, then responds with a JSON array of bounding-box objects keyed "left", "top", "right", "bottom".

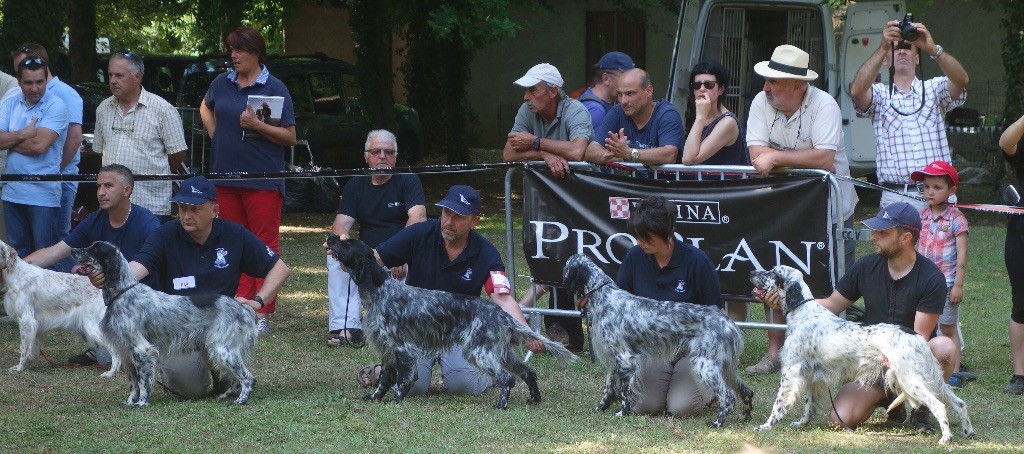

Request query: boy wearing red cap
[{"left": 911, "top": 160, "right": 970, "bottom": 387}]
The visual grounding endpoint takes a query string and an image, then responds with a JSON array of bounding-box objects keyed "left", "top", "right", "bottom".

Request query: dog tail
[{"left": 512, "top": 322, "right": 579, "bottom": 363}]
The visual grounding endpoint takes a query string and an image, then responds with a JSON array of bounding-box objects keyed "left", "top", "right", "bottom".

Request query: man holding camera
[{"left": 851, "top": 16, "right": 969, "bottom": 210}]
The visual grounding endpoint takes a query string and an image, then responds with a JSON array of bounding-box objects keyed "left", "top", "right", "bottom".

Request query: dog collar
[
  {"left": 788, "top": 298, "right": 815, "bottom": 312},
  {"left": 576, "top": 282, "right": 609, "bottom": 310},
  {"left": 106, "top": 282, "right": 139, "bottom": 307}
]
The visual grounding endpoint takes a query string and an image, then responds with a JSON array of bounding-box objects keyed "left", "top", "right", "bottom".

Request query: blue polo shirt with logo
[
  {"left": 134, "top": 218, "right": 279, "bottom": 296},
  {"left": 375, "top": 220, "right": 505, "bottom": 297},
  {"left": 614, "top": 238, "right": 722, "bottom": 308}
]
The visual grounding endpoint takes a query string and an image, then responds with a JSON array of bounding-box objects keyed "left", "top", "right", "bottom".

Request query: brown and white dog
[
  {"left": 1, "top": 240, "right": 119, "bottom": 376},
  {"left": 750, "top": 265, "right": 973, "bottom": 445}
]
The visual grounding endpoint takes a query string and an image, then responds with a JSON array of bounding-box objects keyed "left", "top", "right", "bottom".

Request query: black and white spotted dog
[
  {"left": 750, "top": 265, "right": 974, "bottom": 445},
  {"left": 562, "top": 254, "right": 753, "bottom": 428},
  {"left": 0, "top": 239, "right": 120, "bottom": 376},
  {"left": 326, "top": 235, "right": 578, "bottom": 410},
  {"left": 70, "top": 241, "right": 258, "bottom": 406}
]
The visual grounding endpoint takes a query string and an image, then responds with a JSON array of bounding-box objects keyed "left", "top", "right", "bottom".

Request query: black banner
[{"left": 522, "top": 168, "right": 836, "bottom": 297}]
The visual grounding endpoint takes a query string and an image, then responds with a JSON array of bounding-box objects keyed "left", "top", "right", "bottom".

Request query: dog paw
[
  {"left": 938, "top": 435, "right": 952, "bottom": 445},
  {"left": 526, "top": 397, "right": 541, "bottom": 405},
  {"left": 790, "top": 420, "right": 808, "bottom": 428},
  {"left": 754, "top": 424, "right": 772, "bottom": 432},
  {"left": 706, "top": 420, "right": 724, "bottom": 428},
  {"left": 100, "top": 370, "right": 116, "bottom": 378},
  {"left": 233, "top": 397, "right": 249, "bottom": 405},
  {"left": 7, "top": 365, "right": 23, "bottom": 373}
]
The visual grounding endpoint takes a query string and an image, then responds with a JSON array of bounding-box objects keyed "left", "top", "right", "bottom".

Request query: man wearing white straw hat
[{"left": 743, "top": 44, "right": 858, "bottom": 375}]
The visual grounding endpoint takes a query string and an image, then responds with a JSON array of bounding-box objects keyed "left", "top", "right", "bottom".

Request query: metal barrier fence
[{"left": 506, "top": 162, "right": 847, "bottom": 335}]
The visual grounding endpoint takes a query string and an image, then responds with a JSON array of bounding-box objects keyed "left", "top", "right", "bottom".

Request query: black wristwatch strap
[
  {"left": 253, "top": 295, "right": 265, "bottom": 310},
  {"left": 532, "top": 137, "right": 542, "bottom": 150}
]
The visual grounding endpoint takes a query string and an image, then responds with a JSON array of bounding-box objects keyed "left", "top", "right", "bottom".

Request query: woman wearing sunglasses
[{"left": 680, "top": 60, "right": 745, "bottom": 166}]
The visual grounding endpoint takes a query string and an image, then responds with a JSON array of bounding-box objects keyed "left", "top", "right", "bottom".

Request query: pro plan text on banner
[{"left": 522, "top": 169, "right": 837, "bottom": 297}]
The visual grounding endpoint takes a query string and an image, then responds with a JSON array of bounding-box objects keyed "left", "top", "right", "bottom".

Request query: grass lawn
[{"left": 2, "top": 166, "right": 1023, "bottom": 453}]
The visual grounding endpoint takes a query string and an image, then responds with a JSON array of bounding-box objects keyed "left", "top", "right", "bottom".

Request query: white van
[{"left": 667, "top": 0, "right": 910, "bottom": 177}]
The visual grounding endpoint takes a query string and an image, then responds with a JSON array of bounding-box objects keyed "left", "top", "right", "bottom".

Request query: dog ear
[{"left": 346, "top": 241, "right": 389, "bottom": 288}]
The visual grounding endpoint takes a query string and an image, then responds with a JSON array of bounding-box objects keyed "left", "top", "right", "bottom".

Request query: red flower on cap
[{"left": 911, "top": 160, "right": 958, "bottom": 187}]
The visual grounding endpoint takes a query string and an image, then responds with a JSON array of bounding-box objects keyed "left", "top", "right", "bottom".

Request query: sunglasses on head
[
  {"left": 18, "top": 56, "right": 43, "bottom": 68},
  {"left": 690, "top": 80, "right": 719, "bottom": 90},
  {"left": 367, "top": 148, "right": 396, "bottom": 156}
]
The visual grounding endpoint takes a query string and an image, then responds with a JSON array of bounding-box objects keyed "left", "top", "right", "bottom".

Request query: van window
[{"left": 698, "top": 5, "right": 825, "bottom": 122}]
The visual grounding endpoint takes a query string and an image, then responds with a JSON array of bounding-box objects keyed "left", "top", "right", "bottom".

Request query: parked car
[{"left": 177, "top": 53, "right": 424, "bottom": 170}]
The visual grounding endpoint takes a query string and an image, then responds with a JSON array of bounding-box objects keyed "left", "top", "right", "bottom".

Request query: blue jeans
[{"left": 3, "top": 201, "right": 60, "bottom": 263}]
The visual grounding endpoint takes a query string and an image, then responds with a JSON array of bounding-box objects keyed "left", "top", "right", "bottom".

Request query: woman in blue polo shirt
[
  {"left": 615, "top": 196, "right": 723, "bottom": 417},
  {"left": 199, "top": 26, "right": 296, "bottom": 334}
]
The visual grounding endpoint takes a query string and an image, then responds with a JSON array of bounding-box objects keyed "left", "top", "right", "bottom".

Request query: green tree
[
  {"left": 1002, "top": 0, "right": 1024, "bottom": 121},
  {"left": 0, "top": 0, "right": 66, "bottom": 74}
]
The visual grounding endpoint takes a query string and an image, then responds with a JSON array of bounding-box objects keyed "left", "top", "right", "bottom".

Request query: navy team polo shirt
[
  {"left": 134, "top": 218, "right": 279, "bottom": 296},
  {"left": 375, "top": 220, "right": 505, "bottom": 297},
  {"left": 203, "top": 66, "right": 296, "bottom": 193},
  {"left": 615, "top": 238, "right": 723, "bottom": 308}
]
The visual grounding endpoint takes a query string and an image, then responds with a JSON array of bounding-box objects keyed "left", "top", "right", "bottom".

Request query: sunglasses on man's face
[{"left": 690, "top": 80, "right": 720, "bottom": 90}]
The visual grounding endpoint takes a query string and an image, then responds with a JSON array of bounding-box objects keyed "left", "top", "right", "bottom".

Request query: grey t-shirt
[{"left": 511, "top": 95, "right": 593, "bottom": 141}]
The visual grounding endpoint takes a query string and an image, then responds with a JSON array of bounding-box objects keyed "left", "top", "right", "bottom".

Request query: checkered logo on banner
[{"left": 609, "top": 197, "right": 630, "bottom": 219}]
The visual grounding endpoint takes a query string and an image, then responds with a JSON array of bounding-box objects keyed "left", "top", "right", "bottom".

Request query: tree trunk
[
  {"left": 67, "top": 0, "right": 98, "bottom": 83},
  {"left": 349, "top": 0, "right": 397, "bottom": 132}
]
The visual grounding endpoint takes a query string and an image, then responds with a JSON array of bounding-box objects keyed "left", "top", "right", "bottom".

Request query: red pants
[{"left": 216, "top": 185, "right": 282, "bottom": 314}]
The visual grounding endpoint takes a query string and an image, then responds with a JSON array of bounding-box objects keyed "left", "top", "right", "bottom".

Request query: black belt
[{"left": 879, "top": 182, "right": 921, "bottom": 192}]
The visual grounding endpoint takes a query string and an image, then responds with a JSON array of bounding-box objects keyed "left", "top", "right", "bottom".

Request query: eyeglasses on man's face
[{"left": 367, "top": 148, "right": 396, "bottom": 157}]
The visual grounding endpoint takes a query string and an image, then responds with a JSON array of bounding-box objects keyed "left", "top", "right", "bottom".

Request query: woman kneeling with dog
[{"left": 616, "top": 196, "right": 723, "bottom": 416}]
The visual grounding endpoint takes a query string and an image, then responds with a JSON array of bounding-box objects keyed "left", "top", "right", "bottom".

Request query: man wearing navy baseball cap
[
  {"left": 759, "top": 201, "right": 955, "bottom": 432},
  {"left": 577, "top": 51, "right": 636, "bottom": 131},
  {"left": 368, "top": 184, "right": 545, "bottom": 396}
]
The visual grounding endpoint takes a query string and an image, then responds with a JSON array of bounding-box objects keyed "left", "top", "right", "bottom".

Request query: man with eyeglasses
[
  {"left": 850, "top": 20, "right": 968, "bottom": 211},
  {"left": 742, "top": 44, "right": 857, "bottom": 376},
  {"left": 10, "top": 44, "right": 84, "bottom": 260},
  {"left": 502, "top": 63, "right": 593, "bottom": 179},
  {"left": 94, "top": 51, "right": 188, "bottom": 222},
  {"left": 0, "top": 55, "right": 69, "bottom": 260},
  {"left": 325, "top": 129, "right": 425, "bottom": 346}
]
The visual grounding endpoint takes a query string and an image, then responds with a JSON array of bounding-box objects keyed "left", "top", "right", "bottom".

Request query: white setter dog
[
  {"left": 1, "top": 240, "right": 119, "bottom": 376},
  {"left": 749, "top": 265, "right": 973, "bottom": 445}
]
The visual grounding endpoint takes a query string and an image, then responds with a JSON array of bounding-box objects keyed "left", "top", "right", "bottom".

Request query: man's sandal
[{"left": 356, "top": 363, "right": 382, "bottom": 388}]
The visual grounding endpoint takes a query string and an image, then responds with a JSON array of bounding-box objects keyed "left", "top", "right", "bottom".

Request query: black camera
[{"left": 899, "top": 13, "right": 919, "bottom": 42}]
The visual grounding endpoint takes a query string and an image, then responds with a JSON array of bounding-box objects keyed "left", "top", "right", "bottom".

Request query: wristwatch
[
  {"left": 532, "top": 137, "right": 542, "bottom": 150},
  {"left": 253, "top": 295, "right": 265, "bottom": 310},
  {"left": 630, "top": 148, "right": 640, "bottom": 161},
  {"left": 930, "top": 44, "right": 944, "bottom": 60}
]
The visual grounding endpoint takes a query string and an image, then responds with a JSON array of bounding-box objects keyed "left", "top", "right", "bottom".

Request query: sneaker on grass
[
  {"left": 67, "top": 348, "right": 98, "bottom": 366},
  {"left": 1004, "top": 375, "right": 1024, "bottom": 395},
  {"left": 257, "top": 318, "right": 271, "bottom": 335},
  {"left": 745, "top": 354, "right": 781, "bottom": 375}
]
